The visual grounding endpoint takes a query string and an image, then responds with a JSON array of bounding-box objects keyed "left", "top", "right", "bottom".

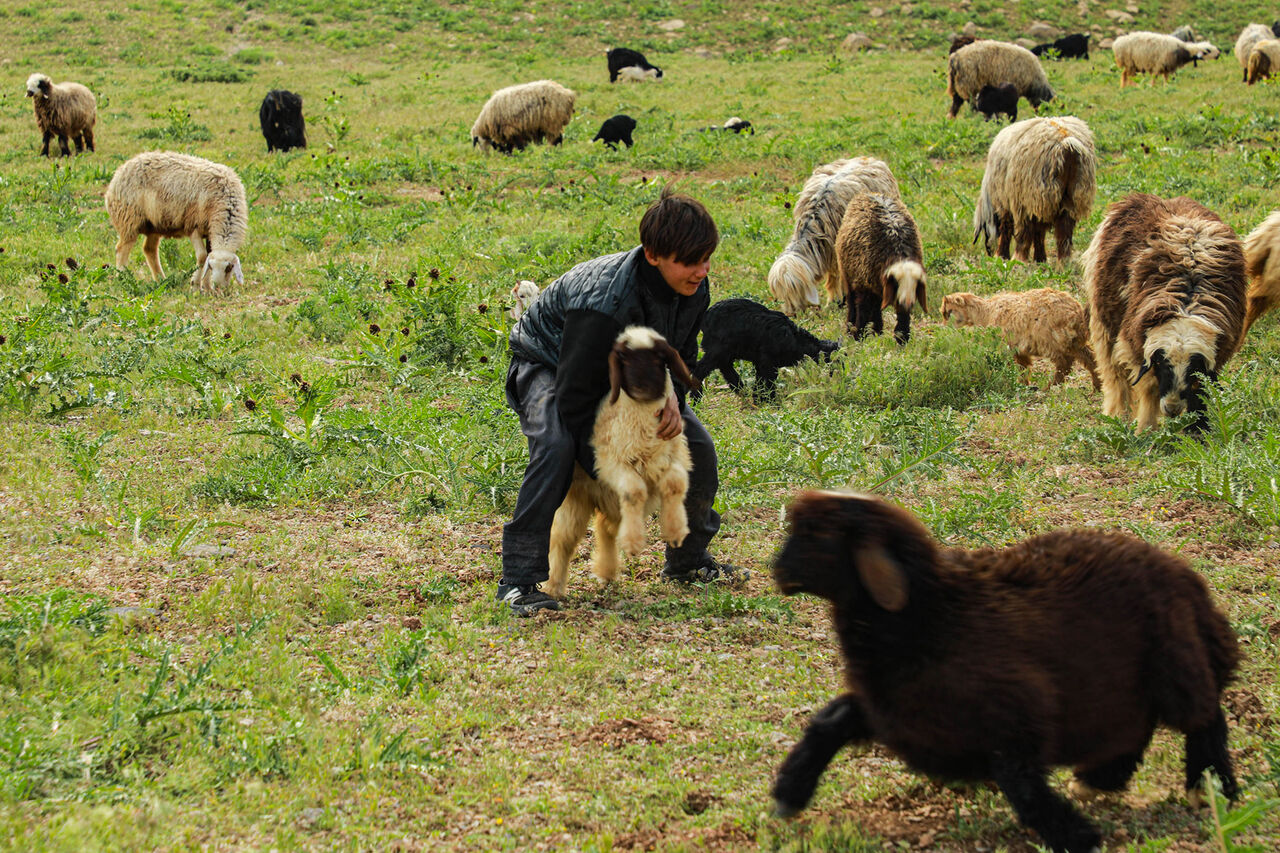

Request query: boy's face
[{"left": 644, "top": 247, "right": 711, "bottom": 296}]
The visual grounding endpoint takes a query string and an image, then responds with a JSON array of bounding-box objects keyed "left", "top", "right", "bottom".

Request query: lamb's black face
[
  {"left": 613, "top": 348, "right": 670, "bottom": 403},
  {"left": 773, "top": 493, "right": 872, "bottom": 603}
]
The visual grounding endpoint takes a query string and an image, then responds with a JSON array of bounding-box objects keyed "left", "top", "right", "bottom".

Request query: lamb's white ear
[
  {"left": 231, "top": 257, "right": 243, "bottom": 285},
  {"left": 855, "top": 545, "right": 909, "bottom": 611}
]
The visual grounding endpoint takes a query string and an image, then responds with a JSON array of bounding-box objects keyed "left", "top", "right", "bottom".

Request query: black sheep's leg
[
  {"left": 720, "top": 363, "right": 745, "bottom": 395},
  {"left": 991, "top": 752, "right": 1101, "bottom": 853},
  {"left": 846, "top": 290, "right": 860, "bottom": 337},
  {"left": 870, "top": 293, "right": 885, "bottom": 337},
  {"left": 754, "top": 361, "right": 780, "bottom": 401},
  {"left": 773, "top": 693, "right": 871, "bottom": 817},
  {"left": 893, "top": 308, "right": 911, "bottom": 345},
  {"left": 1072, "top": 748, "right": 1147, "bottom": 795},
  {"left": 41, "top": 131, "right": 53, "bottom": 156},
  {"left": 1185, "top": 707, "right": 1237, "bottom": 802}
]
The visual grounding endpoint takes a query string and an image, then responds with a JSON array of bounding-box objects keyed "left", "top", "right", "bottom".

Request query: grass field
[{"left": 2, "top": 1, "right": 1280, "bottom": 850}]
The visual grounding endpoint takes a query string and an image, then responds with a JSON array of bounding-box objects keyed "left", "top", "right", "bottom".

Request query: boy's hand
[{"left": 656, "top": 392, "right": 683, "bottom": 440}]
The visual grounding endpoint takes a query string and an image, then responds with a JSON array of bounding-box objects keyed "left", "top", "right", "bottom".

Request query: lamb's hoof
[
  {"left": 1068, "top": 778, "right": 1100, "bottom": 802},
  {"left": 772, "top": 798, "right": 802, "bottom": 820}
]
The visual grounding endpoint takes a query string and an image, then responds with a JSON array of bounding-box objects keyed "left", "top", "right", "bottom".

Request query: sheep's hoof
[
  {"left": 1186, "top": 787, "right": 1207, "bottom": 810},
  {"left": 772, "top": 799, "right": 802, "bottom": 819}
]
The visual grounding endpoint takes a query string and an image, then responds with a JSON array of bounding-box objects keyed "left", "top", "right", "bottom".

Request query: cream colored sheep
[
  {"left": 508, "top": 280, "right": 540, "bottom": 321},
  {"left": 941, "top": 289, "right": 1100, "bottom": 388},
  {"left": 946, "top": 41, "right": 1054, "bottom": 118},
  {"left": 973, "top": 116, "right": 1096, "bottom": 263},
  {"left": 1244, "top": 210, "right": 1280, "bottom": 332},
  {"left": 546, "top": 327, "right": 698, "bottom": 599},
  {"left": 25, "top": 73, "right": 96, "bottom": 157},
  {"left": 1112, "top": 33, "right": 1218, "bottom": 87},
  {"left": 104, "top": 151, "right": 248, "bottom": 293},
  {"left": 1236, "top": 24, "right": 1275, "bottom": 81},
  {"left": 470, "top": 80, "right": 575, "bottom": 153},
  {"left": 1246, "top": 39, "right": 1280, "bottom": 83},
  {"left": 768, "top": 157, "right": 900, "bottom": 315}
]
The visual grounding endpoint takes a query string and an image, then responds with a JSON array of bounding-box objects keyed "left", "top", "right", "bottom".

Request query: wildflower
[
  {"left": 244, "top": 398, "right": 257, "bottom": 411},
  {"left": 369, "top": 323, "right": 381, "bottom": 334}
]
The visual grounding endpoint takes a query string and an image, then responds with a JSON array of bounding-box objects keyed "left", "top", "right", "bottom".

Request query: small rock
[
  {"left": 105, "top": 606, "right": 160, "bottom": 620},
  {"left": 869, "top": 7, "right": 885, "bottom": 17},
  {"left": 842, "top": 32, "right": 873, "bottom": 52},
  {"left": 1027, "top": 22, "right": 1060, "bottom": 40},
  {"left": 1125, "top": 2, "right": 1139, "bottom": 12},
  {"left": 693, "top": 47, "right": 715, "bottom": 58},
  {"left": 1099, "top": 37, "right": 1115, "bottom": 49},
  {"left": 657, "top": 18, "right": 684, "bottom": 31},
  {"left": 182, "top": 544, "right": 237, "bottom": 559},
  {"left": 1104, "top": 9, "right": 1134, "bottom": 23},
  {"left": 962, "top": 21, "right": 978, "bottom": 36},
  {"left": 773, "top": 36, "right": 793, "bottom": 51},
  {"left": 511, "top": 11, "right": 534, "bottom": 22},
  {"left": 299, "top": 807, "right": 324, "bottom": 828},
  {"left": 402, "top": 616, "right": 422, "bottom": 630},
  {"left": 1015, "top": 37, "right": 1037, "bottom": 48}
]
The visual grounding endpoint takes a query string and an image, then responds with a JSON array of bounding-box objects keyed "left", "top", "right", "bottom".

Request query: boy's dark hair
[{"left": 639, "top": 186, "right": 719, "bottom": 265}]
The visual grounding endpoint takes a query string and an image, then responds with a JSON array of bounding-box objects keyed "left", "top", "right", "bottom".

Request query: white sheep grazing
[
  {"left": 508, "top": 280, "right": 540, "bottom": 321},
  {"left": 546, "top": 327, "right": 698, "bottom": 599},
  {"left": 973, "top": 116, "right": 1096, "bottom": 263},
  {"left": 470, "top": 80, "right": 575, "bottom": 154},
  {"left": 104, "top": 151, "right": 248, "bottom": 293},
  {"left": 1246, "top": 39, "right": 1280, "bottom": 83},
  {"left": 768, "top": 157, "right": 900, "bottom": 315},
  {"left": 1244, "top": 210, "right": 1280, "bottom": 333},
  {"left": 1113, "top": 32, "right": 1218, "bottom": 87},
  {"left": 25, "top": 73, "right": 96, "bottom": 157},
  {"left": 940, "top": 288, "right": 1101, "bottom": 388},
  {"left": 1236, "top": 23, "right": 1275, "bottom": 81},
  {"left": 946, "top": 41, "right": 1054, "bottom": 118}
]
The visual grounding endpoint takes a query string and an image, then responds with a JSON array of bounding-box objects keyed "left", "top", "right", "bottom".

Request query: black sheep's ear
[
  {"left": 608, "top": 344, "right": 625, "bottom": 404},
  {"left": 855, "top": 545, "right": 909, "bottom": 612}
]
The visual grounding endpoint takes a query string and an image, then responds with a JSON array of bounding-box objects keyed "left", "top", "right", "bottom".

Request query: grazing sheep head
[
  {"left": 1189, "top": 42, "right": 1220, "bottom": 62},
  {"left": 768, "top": 253, "right": 822, "bottom": 313},
  {"left": 774, "top": 491, "right": 937, "bottom": 610},
  {"left": 25, "top": 73, "right": 51, "bottom": 98},
  {"left": 608, "top": 326, "right": 699, "bottom": 404},
  {"left": 882, "top": 260, "right": 927, "bottom": 314},
  {"left": 1025, "top": 82, "right": 1055, "bottom": 107},
  {"left": 939, "top": 292, "right": 982, "bottom": 325},
  {"left": 1135, "top": 316, "right": 1220, "bottom": 428},
  {"left": 202, "top": 250, "right": 244, "bottom": 290}
]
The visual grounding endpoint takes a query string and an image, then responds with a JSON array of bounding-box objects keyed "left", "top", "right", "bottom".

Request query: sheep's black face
[
  {"left": 773, "top": 495, "right": 854, "bottom": 603},
  {"left": 614, "top": 348, "right": 670, "bottom": 403},
  {"left": 817, "top": 339, "right": 841, "bottom": 361},
  {"left": 1184, "top": 353, "right": 1217, "bottom": 431}
]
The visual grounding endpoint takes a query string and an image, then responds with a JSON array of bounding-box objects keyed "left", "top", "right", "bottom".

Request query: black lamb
[
  {"left": 1031, "top": 33, "right": 1090, "bottom": 60},
  {"left": 592, "top": 114, "right": 636, "bottom": 150},
  {"left": 772, "top": 491, "right": 1240, "bottom": 853},
  {"left": 606, "top": 47, "right": 662, "bottom": 82},
  {"left": 692, "top": 299, "right": 839, "bottom": 401},
  {"left": 975, "top": 83, "right": 1018, "bottom": 121},
  {"left": 259, "top": 89, "right": 306, "bottom": 152}
]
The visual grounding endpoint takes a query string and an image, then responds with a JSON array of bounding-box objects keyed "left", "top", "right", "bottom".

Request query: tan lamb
[
  {"left": 1243, "top": 210, "right": 1280, "bottom": 332},
  {"left": 940, "top": 288, "right": 1100, "bottom": 388}
]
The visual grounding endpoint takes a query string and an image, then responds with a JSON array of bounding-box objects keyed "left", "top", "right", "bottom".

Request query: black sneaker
[
  {"left": 661, "top": 556, "right": 750, "bottom": 585},
  {"left": 495, "top": 583, "right": 562, "bottom": 617}
]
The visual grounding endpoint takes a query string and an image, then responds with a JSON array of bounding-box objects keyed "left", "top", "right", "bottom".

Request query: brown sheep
[
  {"left": 834, "top": 193, "right": 926, "bottom": 344},
  {"left": 1244, "top": 210, "right": 1280, "bottom": 332},
  {"left": 546, "top": 327, "right": 698, "bottom": 599},
  {"left": 1246, "top": 39, "right": 1280, "bottom": 83},
  {"left": 25, "top": 73, "right": 96, "bottom": 157},
  {"left": 1082, "top": 193, "right": 1246, "bottom": 432},
  {"left": 940, "top": 288, "right": 1100, "bottom": 389},
  {"left": 771, "top": 490, "right": 1239, "bottom": 853}
]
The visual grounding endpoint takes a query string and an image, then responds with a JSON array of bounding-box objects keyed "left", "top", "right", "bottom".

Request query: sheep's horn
[{"left": 1132, "top": 361, "right": 1151, "bottom": 386}]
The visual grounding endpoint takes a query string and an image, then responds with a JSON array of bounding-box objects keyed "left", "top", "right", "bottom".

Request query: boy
[{"left": 498, "top": 189, "right": 746, "bottom": 616}]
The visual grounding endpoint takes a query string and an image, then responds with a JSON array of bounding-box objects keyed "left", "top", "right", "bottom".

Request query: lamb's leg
[
  {"left": 754, "top": 360, "right": 780, "bottom": 400},
  {"left": 893, "top": 308, "right": 911, "bottom": 345},
  {"left": 657, "top": 466, "right": 690, "bottom": 548},
  {"left": 142, "top": 234, "right": 164, "bottom": 280},
  {"left": 991, "top": 752, "right": 1102, "bottom": 853},
  {"left": 1015, "top": 351, "right": 1033, "bottom": 384},
  {"left": 612, "top": 471, "right": 650, "bottom": 556},
  {"left": 1185, "top": 708, "right": 1238, "bottom": 805},
  {"left": 1050, "top": 353, "right": 1073, "bottom": 386},
  {"left": 1071, "top": 744, "right": 1149, "bottom": 798},
  {"left": 40, "top": 131, "right": 53, "bottom": 157},
  {"left": 1075, "top": 346, "right": 1102, "bottom": 391},
  {"left": 773, "top": 693, "right": 872, "bottom": 818},
  {"left": 720, "top": 363, "right": 745, "bottom": 395},
  {"left": 590, "top": 510, "right": 621, "bottom": 588},
  {"left": 113, "top": 234, "right": 138, "bottom": 271},
  {"left": 1054, "top": 213, "right": 1076, "bottom": 262},
  {"left": 548, "top": 487, "right": 592, "bottom": 598}
]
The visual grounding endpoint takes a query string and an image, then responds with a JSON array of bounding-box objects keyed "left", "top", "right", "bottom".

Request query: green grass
[{"left": 2, "top": 1, "right": 1280, "bottom": 850}]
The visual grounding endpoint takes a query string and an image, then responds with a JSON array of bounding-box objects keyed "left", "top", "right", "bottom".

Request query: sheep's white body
[
  {"left": 105, "top": 151, "right": 247, "bottom": 293},
  {"left": 547, "top": 329, "right": 692, "bottom": 599}
]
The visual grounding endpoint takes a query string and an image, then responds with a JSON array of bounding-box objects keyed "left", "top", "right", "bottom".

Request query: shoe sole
[{"left": 509, "top": 601, "right": 562, "bottom": 617}]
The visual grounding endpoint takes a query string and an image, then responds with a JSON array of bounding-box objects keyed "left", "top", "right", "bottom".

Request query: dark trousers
[{"left": 500, "top": 358, "right": 721, "bottom": 586}]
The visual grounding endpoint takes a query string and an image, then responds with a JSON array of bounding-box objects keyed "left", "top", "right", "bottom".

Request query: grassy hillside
[{"left": 2, "top": 1, "right": 1279, "bottom": 850}]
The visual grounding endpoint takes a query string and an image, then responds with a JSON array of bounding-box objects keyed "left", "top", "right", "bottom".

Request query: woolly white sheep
[
  {"left": 973, "top": 116, "right": 1096, "bottom": 263},
  {"left": 1246, "top": 39, "right": 1280, "bottom": 84},
  {"left": 940, "top": 288, "right": 1100, "bottom": 388},
  {"left": 1236, "top": 23, "right": 1276, "bottom": 81},
  {"left": 104, "top": 151, "right": 248, "bottom": 293},
  {"left": 546, "top": 327, "right": 699, "bottom": 599},
  {"left": 470, "top": 80, "right": 575, "bottom": 154},
  {"left": 768, "top": 157, "right": 900, "bottom": 315},
  {"left": 25, "top": 73, "right": 96, "bottom": 157},
  {"left": 1244, "top": 210, "right": 1280, "bottom": 332},
  {"left": 1084, "top": 193, "right": 1246, "bottom": 432},
  {"left": 1113, "top": 32, "right": 1218, "bottom": 87},
  {"left": 834, "top": 193, "right": 927, "bottom": 344},
  {"left": 946, "top": 41, "right": 1054, "bottom": 119}
]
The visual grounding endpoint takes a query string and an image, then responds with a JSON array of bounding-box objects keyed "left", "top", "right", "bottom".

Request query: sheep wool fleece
[{"left": 502, "top": 248, "right": 720, "bottom": 586}]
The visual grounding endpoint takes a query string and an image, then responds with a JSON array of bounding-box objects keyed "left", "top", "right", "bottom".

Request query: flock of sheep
[{"left": 20, "top": 23, "right": 1280, "bottom": 852}]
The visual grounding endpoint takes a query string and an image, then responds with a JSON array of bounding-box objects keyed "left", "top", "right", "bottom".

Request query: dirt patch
[{"left": 578, "top": 716, "right": 673, "bottom": 748}]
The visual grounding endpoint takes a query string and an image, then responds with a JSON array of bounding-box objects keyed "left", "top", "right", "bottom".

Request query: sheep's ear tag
[{"left": 855, "top": 546, "right": 908, "bottom": 612}]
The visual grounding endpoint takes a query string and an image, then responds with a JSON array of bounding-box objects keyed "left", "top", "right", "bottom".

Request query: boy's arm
[{"left": 555, "top": 309, "right": 622, "bottom": 473}]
